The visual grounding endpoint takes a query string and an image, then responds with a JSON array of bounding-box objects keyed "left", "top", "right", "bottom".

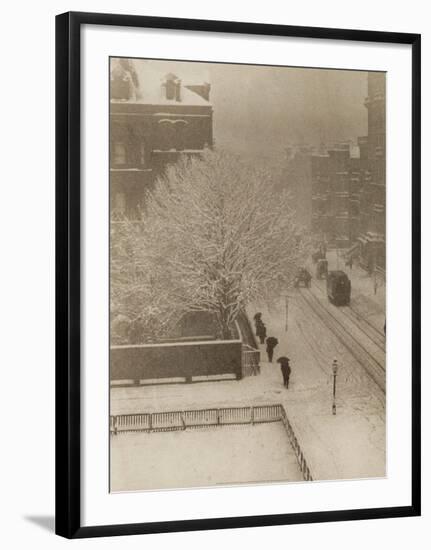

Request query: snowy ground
[
  {"left": 249, "top": 291, "right": 386, "bottom": 481},
  {"left": 312, "top": 249, "right": 386, "bottom": 333},
  {"left": 111, "top": 254, "right": 386, "bottom": 486},
  {"left": 111, "top": 422, "right": 303, "bottom": 492}
]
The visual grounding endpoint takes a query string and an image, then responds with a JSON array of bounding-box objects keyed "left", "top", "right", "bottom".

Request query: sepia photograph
[{"left": 109, "top": 57, "right": 386, "bottom": 493}]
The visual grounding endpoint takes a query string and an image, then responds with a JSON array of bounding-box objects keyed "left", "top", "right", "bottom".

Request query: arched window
[{"left": 158, "top": 119, "right": 188, "bottom": 150}]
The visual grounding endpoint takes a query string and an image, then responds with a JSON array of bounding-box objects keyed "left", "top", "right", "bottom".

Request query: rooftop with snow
[{"left": 110, "top": 58, "right": 212, "bottom": 106}]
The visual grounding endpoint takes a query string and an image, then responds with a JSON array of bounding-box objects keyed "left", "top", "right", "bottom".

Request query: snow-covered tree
[
  {"left": 133, "top": 149, "right": 310, "bottom": 339},
  {"left": 110, "top": 219, "right": 181, "bottom": 343}
]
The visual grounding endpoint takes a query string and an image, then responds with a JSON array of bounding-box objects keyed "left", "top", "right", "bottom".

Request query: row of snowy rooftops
[
  {"left": 286, "top": 141, "right": 361, "bottom": 159},
  {"left": 310, "top": 143, "right": 361, "bottom": 159},
  {"left": 110, "top": 58, "right": 212, "bottom": 106}
]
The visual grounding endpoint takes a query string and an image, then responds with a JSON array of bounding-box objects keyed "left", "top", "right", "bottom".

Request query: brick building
[
  {"left": 311, "top": 143, "right": 363, "bottom": 249},
  {"left": 282, "top": 145, "right": 315, "bottom": 231},
  {"left": 357, "top": 73, "right": 386, "bottom": 271},
  {"left": 310, "top": 72, "right": 385, "bottom": 269},
  {"left": 110, "top": 59, "right": 213, "bottom": 218}
]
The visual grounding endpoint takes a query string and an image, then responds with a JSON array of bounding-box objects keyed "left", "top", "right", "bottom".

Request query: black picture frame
[{"left": 55, "top": 11, "right": 421, "bottom": 539}]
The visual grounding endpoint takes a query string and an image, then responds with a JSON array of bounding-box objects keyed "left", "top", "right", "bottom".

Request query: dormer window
[
  {"left": 163, "top": 73, "right": 181, "bottom": 102},
  {"left": 165, "top": 78, "right": 176, "bottom": 100}
]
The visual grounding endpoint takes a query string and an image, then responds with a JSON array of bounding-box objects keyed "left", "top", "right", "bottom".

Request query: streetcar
[{"left": 326, "top": 270, "right": 351, "bottom": 306}]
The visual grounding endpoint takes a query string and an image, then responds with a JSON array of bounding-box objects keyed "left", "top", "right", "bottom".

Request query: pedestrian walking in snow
[
  {"left": 277, "top": 356, "right": 291, "bottom": 389},
  {"left": 265, "top": 336, "right": 278, "bottom": 363},
  {"left": 254, "top": 312, "right": 263, "bottom": 336},
  {"left": 253, "top": 312, "right": 262, "bottom": 324},
  {"left": 282, "top": 362, "right": 291, "bottom": 389},
  {"left": 256, "top": 322, "right": 267, "bottom": 345}
]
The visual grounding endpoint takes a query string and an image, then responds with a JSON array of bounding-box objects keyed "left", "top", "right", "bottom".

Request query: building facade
[
  {"left": 283, "top": 145, "right": 315, "bottom": 231},
  {"left": 311, "top": 144, "right": 364, "bottom": 249},
  {"left": 311, "top": 72, "right": 385, "bottom": 270},
  {"left": 357, "top": 73, "right": 386, "bottom": 271},
  {"left": 110, "top": 59, "right": 213, "bottom": 219}
]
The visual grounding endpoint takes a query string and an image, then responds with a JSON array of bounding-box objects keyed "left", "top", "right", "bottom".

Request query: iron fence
[
  {"left": 242, "top": 344, "right": 260, "bottom": 377},
  {"left": 279, "top": 407, "right": 313, "bottom": 481},
  {"left": 110, "top": 403, "right": 313, "bottom": 481}
]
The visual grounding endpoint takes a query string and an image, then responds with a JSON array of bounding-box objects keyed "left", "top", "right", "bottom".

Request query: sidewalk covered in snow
[{"left": 111, "top": 284, "right": 386, "bottom": 482}]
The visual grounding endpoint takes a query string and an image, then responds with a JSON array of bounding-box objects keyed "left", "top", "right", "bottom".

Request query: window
[
  {"left": 113, "top": 143, "right": 126, "bottom": 165},
  {"left": 140, "top": 143, "right": 146, "bottom": 166},
  {"left": 158, "top": 119, "right": 188, "bottom": 150}
]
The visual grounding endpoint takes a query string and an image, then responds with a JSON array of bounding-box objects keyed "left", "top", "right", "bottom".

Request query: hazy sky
[{"left": 134, "top": 59, "right": 368, "bottom": 156}]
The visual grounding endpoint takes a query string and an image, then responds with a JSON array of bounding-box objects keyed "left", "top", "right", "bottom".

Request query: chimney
[
  {"left": 164, "top": 73, "right": 180, "bottom": 101},
  {"left": 165, "top": 79, "right": 175, "bottom": 100}
]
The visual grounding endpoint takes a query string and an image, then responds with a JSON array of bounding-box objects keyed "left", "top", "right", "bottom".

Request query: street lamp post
[
  {"left": 332, "top": 358, "right": 338, "bottom": 415},
  {"left": 284, "top": 292, "right": 293, "bottom": 332}
]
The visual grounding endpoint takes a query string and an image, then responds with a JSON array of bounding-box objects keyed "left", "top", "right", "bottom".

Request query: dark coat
[
  {"left": 277, "top": 357, "right": 291, "bottom": 374},
  {"left": 266, "top": 336, "right": 278, "bottom": 350},
  {"left": 256, "top": 323, "right": 267, "bottom": 338},
  {"left": 281, "top": 363, "right": 291, "bottom": 378}
]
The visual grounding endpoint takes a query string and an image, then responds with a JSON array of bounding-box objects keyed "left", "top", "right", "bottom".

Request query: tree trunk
[
  {"left": 220, "top": 322, "right": 232, "bottom": 340},
  {"left": 217, "top": 307, "right": 233, "bottom": 341}
]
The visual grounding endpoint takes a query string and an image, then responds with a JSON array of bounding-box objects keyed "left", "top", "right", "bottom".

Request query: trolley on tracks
[{"left": 327, "top": 270, "right": 351, "bottom": 306}]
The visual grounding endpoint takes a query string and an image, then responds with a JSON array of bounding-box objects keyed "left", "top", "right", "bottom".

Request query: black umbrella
[
  {"left": 276, "top": 356, "right": 290, "bottom": 366},
  {"left": 266, "top": 337, "right": 278, "bottom": 346}
]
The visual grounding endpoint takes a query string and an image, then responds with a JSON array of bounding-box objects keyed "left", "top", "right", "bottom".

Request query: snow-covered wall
[{"left": 110, "top": 340, "right": 243, "bottom": 383}]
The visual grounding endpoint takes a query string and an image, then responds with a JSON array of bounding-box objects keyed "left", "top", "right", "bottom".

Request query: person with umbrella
[
  {"left": 277, "top": 356, "right": 291, "bottom": 389},
  {"left": 265, "top": 336, "right": 278, "bottom": 363},
  {"left": 256, "top": 321, "right": 267, "bottom": 345}
]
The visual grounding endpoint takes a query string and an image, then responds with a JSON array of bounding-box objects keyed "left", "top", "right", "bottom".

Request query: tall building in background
[
  {"left": 110, "top": 59, "right": 213, "bottom": 219},
  {"left": 357, "top": 72, "right": 386, "bottom": 271},
  {"left": 283, "top": 145, "right": 314, "bottom": 231},
  {"left": 311, "top": 143, "right": 363, "bottom": 249},
  {"left": 310, "top": 72, "right": 385, "bottom": 271}
]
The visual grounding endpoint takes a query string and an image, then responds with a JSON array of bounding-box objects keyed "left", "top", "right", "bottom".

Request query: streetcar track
[
  {"left": 297, "top": 288, "right": 385, "bottom": 394},
  {"left": 341, "top": 307, "right": 385, "bottom": 351},
  {"left": 303, "top": 288, "right": 385, "bottom": 372},
  {"left": 312, "top": 279, "right": 386, "bottom": 351}
]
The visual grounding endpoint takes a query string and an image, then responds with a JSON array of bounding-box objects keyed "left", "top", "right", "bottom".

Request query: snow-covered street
[
  {"left": 311, "top": 249, "right": 386, "bottom": 334},
  {"left": 111, "top": 267, "right": 386, "bottom": 485},
  {"left": 248, "top": 285, "right": 385, "bottom": 481}
]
